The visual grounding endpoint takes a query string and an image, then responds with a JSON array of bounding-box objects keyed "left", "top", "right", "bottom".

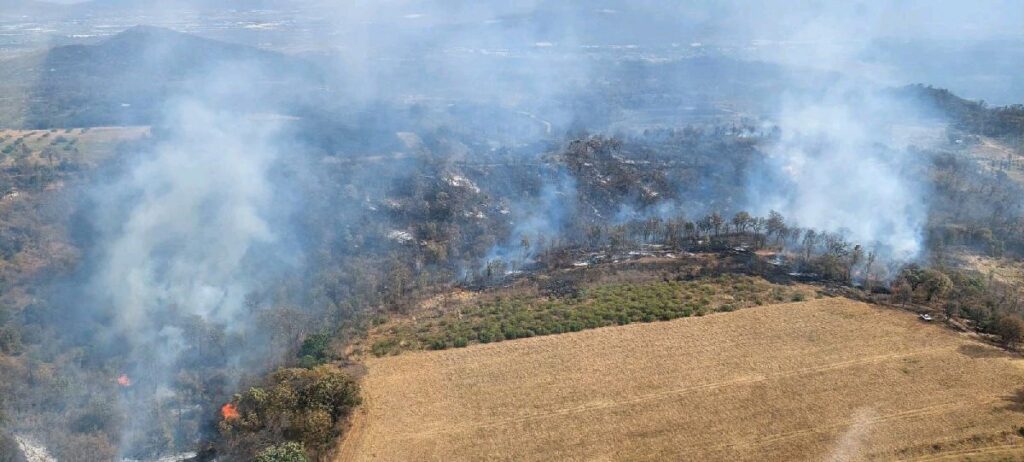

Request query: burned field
[{"left": 339, "top": 298, "right": 1024, "bottom": 462}]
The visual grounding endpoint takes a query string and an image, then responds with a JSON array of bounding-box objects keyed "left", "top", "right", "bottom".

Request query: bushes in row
[{"left": 373, "top": 275, "right": 811, "bottom": 354}]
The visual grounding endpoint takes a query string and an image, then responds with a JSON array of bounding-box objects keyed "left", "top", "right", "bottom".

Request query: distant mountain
[
  {"left": 65, "top": 0, "right": 303, "bottom": 14},
  {"left": 895, "top": 84, "right": 1024, "bottom": 141},
  {"left": 0, "top": 26, "right": 324, "bottom": 128},
  {"left": 0, "top": 0, "right": 57, "bottom": 17}
]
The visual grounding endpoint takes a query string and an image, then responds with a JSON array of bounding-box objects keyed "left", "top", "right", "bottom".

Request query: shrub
[
  {"left": 380, "top": 276, "right": 803, "bottom": 353},
  {"left": 298, "top": 355, "right": 321, "bottom": 369},
  {"left": 994, "top": 315, "right": 1024, "bottom": 349},
  {"left": 298, "top": 332, "right": 331, "bottom": 362},
  {"left": 222, "top": 365, "right": 360, "bottom": 460},
  {"left": 255, "top": 442, "right": 310, "bottom": 462},
  {"left": 371, "top": 338, "right": 399, "bottom": 356}
]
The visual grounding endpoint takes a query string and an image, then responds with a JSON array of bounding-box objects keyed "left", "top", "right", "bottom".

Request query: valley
[{"left": 0, "top": 3, "right": 1022, "bottom": 462}]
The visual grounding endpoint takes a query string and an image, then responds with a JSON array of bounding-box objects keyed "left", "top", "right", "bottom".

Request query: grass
[
  {"left": 339, "top": 298, "right": 1024, "bottom": 462},
  {"left": 369, "top": 275, "right": 814, "bottom": 355}
]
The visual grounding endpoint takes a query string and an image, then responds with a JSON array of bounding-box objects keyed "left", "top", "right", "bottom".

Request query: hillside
[
  {"left": 896, "top": 84, "right": 1024, "bottom": 142},
  {"left": 0, "top": 25, "right": 323, "bottom": 128}
]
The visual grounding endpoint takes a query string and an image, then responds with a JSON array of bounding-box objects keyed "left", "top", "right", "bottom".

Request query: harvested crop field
[{"left": 338, "top": 298, "right": 1024, "bottom": 462}]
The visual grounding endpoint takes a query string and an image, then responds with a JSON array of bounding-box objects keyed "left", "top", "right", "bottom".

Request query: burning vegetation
[
  {"left": 0, "top": 4, "right": 1022, "bottom": 462},
  {"left": 220, "top": 403, "right": 239, "bottom": 421}
]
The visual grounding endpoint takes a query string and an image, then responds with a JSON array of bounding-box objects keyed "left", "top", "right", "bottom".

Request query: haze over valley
[{"left": 0, "top": 1, "right": 1022, "bottom": 461}]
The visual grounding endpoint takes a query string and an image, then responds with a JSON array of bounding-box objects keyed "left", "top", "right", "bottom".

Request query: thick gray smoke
[
  {"left": 95, "top": 102, "right": 278, "bottom": 334},
  {"left": 85, "top": 69, "right": 294, "bottom": 456},
  {"left": 739, "top": 1, "right": 957, "bottom": 263},
  {"left": 747, "top": 88, "right": 930, "bottom": 260},
  {"left": 3, "top": 1, "right": 1022, "bottom": 460}
]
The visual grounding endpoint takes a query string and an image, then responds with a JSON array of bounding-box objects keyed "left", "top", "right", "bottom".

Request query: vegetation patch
[
  {"left": 218, "top": 365, "right": 360, "bottom": 462},
  {"left": 370, "top": 275, "right": 814, "bottom": 355}
]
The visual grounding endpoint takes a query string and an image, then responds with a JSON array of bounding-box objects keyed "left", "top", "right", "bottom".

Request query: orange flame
[
  {"left": 221, "top": 403, "right": 239, "bottom": 421},
  {"left": 117, "top": 374, "right": 132, "bottom": 387}
]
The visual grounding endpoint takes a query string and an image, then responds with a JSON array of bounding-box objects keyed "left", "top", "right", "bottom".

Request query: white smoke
[
  {"left": 87, "top": 94, "right": 285, "bottom": 455},
  {"left": 748, "top": 88, "right": 929, "bottom": 259},
  {"left": 95, "top": 100, "right": 277, "bottom": 336},
  {"left": 483, "top": 170, "right": 576, "bottom": 272}
]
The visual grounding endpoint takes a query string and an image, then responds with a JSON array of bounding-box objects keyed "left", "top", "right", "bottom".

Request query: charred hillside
[{"left": 1, "top": 4, "right": 1024, "bottom": 460}]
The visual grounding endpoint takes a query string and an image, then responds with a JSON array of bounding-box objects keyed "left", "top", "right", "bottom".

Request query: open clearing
[
  {"left": 0, "top": 126, "right": 149, "bottom": 166},
  {"left": 338, "top": 298, "right": 1024, "bottom": 461}
]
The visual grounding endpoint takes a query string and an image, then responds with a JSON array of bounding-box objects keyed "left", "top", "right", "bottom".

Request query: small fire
[
  {"left": 221, "top": 403, "right": 239, "bottom": 421},
  {"left": 117, "top": 374, "right": 132, "bottom": 387}
]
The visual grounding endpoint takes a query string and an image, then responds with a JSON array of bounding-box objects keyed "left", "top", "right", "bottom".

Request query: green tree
[
  {"left": 921, "top": 270, "right": 953, "bottom": 301},
  {"left": 298, "top": 332, "right": 331, "bottom": 364},
  {"left": 731, "top": 211, "right": 751, "bottom": 233},
  {"left": 255, "top": 442, "right": 310, "bottom": 462},
  {"left": 222, "top": 365, "right": 360, "bottom": 458}
]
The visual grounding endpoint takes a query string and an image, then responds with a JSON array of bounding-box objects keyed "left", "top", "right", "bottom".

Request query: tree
[
  {"left": 766, "top": 210, "right": 786, "bottom": 243},
  {"left": 897, "top": 265, "right": 927, "bottom": 292},
  {"left": 847, "top": 245, "right": 864, "bottom": 282},
  {"left": 709, "top": 212, "right": 724, "bottom": 236},
  {"left": 863, "top": 249, "right": 877, "bottom": 290},
  {"left": 683, "top": 221, "right": 696, "bottom": 241},
  {"left": 222, "top": 365, "right": 360, "bottom": 458},
  {"left": 642, "top": 218, "right": 661, "bottom": 242},
  {"left": 921, "top": 270, "right": 953, "bottom": 301},
  {"left": 255, "top": 442, "right": 310, "bottom": 462},
  {"left": 585, "top": 225, "right": 603, "bottom": 248},
  {"left": 696, "top": 216, "right": 713, "bottom": 237},
  {"left": 750, "top": 217, "right": 767, "bottom": 248},
  {"left": 298, "top": 332, "right": 331, "bottom": 365},
  {"left": 801, "top": 229, "right": 819, "bottom": 261},
  {"left": 731, "top": 211, "right": 751, "bottom": 233},
  {"left": 993, "top": 316, "right": 1024, "bottom": 350},
  {"left": 892, "top": 280, "right": 913, "bottom": 306}
]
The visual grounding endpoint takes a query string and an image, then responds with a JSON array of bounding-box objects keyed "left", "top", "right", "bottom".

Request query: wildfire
[
  {"left": 221, "top": 403, "right": 239, "bottom": 421},
  {"left": 117, "top": 374, "right": 132, "bottom": 387}
]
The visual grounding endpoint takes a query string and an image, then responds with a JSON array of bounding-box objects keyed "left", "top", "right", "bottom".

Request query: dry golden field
[{"left": 338, "top": 298, "right": 1024, "bottom": 462}]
